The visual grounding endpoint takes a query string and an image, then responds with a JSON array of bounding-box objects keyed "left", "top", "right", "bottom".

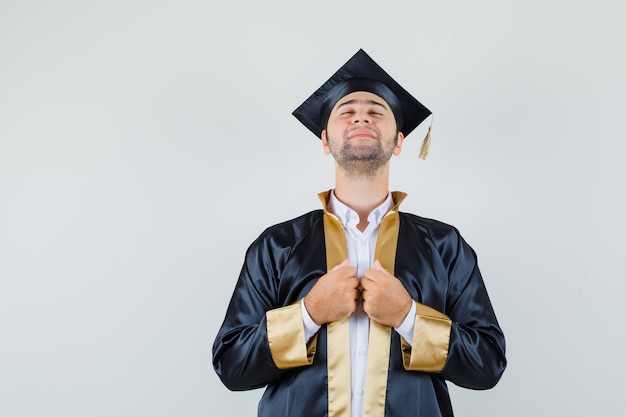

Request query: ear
[
  {"left": 393, "top": 132, "right": 405, "bottom": 156},
  {"left": 321, "top": 130, "right": 332, "bottom": 155}
]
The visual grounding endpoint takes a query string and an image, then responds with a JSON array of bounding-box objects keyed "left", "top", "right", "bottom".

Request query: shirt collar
[{"left": 328, "top": 190, "right": 394, "bottom": 229}]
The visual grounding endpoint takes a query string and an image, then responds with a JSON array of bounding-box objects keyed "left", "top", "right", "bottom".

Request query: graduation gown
[{"left": 213, "top": 192, "right": 506, "bottom": 417}]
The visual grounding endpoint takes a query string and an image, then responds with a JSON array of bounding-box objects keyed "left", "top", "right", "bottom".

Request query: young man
[{"left": 213, "top": 49, "right": 506, "bottom": 417}]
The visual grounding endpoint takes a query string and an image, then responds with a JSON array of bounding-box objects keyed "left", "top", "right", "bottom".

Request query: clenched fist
[
  {"left": 361, "top": 260, "right": 412, "bottom": 328},
  {"left": 303, "top": 260, "right": 360, "bottom": 325}
]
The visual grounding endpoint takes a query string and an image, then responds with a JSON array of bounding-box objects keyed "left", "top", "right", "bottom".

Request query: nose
[{"left": 351, "top": 109, "right": 370, "bottom": 125}]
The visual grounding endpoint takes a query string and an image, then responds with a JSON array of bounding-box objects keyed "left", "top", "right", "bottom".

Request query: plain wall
[{"left": 1, "top": 1, "right": 625, "bottom": 415}]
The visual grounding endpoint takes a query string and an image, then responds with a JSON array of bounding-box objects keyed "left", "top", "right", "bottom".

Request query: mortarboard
[{"left": 293, "top": 49, "right": 433, "bottom": 159}]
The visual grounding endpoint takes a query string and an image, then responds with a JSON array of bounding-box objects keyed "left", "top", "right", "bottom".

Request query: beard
[{"left": 326, "top": 129, "right": 397, "bottom": 177}]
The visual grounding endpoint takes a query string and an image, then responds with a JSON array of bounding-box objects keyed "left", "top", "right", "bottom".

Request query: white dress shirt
[{"left": 301, "top": 190, "right": 416, "bottom": 417}]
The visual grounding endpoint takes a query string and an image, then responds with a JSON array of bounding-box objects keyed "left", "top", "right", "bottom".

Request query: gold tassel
[{"left": 419, "top": 116, "right": 433, "bottom": 160}]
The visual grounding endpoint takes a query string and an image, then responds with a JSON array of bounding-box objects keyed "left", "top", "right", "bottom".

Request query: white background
[{"left": 1, "top": 1, "right": 625, "bottom": 416}]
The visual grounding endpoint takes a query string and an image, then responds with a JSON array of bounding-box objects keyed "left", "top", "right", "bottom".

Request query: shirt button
[
  {"left": 358, "top": 389, "right": 365, "bottom": 396},
  {"left": 359, "top": 239, "right": 366, "bottom": 246},
  {"left": 358, "top": 350, "right": 367, "bottom": 356}
]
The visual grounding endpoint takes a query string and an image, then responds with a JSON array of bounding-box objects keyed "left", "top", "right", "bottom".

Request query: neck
[{"left": 333, "top": 163, "right": 390, "bottom": 230}]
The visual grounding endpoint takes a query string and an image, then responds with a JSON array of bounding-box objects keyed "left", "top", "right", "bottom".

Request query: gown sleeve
[
  {"left": 401, "top": 224, "right": 506, "bottom": 390},
  {"left": 438, "top": 229, "right": 506, "bottom": 389},
  {"left": 212, "top": 231, "right": 318, "bottom": 391}
]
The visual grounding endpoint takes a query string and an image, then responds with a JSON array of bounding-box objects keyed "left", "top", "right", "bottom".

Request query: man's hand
[
  {"left": 361, "top": 260, "right": 413, "bottom": 328},
  {"left": 304, "top": 260, "right": 359, "bottom": 325}
]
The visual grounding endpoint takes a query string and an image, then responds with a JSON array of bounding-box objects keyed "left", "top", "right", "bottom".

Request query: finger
[
  {"left": 360, "top": 275, "right": 375, "bottom": 289},
  {"left": 337, "top": 265, "right": 357, "bottom": 279},
  {"left": 360, "top": 276, "right": 370, "bottom": 288},
  {"left": 343, "top": 279, "right": 359, "bottom": 294},
  {"left": 362, "top": 268, "right": 383, "bottom": 282},
  {"left": 372, "top": 261, "right": 390, "bottom": 276},
  {"left": 330, "top": 259, "right": 350, "bottom": 271}
]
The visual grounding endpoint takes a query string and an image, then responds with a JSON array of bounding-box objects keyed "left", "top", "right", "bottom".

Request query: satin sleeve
[
  {"left": 437, "top": 229, "right": 507, "bottom": 390},
  {"left": 212, "top": 231, "right": 318, "bottom": 391}
]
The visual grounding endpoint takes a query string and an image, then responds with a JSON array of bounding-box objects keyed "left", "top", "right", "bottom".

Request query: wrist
[
  {"left": 393, "top": 298, "right": 413, "bottom": 328},
  {"left": 303, "top": 296, "right": 323, "bottom": 326}
]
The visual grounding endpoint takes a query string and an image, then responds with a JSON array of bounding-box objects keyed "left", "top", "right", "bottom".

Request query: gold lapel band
[
  {"left": 319, "top": 190, "right": 406, "bottom": 417},
  {"left": 363, "top": 191, "right": 405, "bottom": 417},
  {"left": 319, "top": 191, "right": 351, "bottom": 417}
]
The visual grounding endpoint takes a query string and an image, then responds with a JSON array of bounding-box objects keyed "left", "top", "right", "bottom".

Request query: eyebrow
[{"left": 335, "top": 99, "right": 389, "bottom": 111}]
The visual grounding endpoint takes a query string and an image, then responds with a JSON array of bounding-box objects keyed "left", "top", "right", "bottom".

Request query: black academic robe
[{"left": 213, "top": 206, "right": 506, "bottom": 417}]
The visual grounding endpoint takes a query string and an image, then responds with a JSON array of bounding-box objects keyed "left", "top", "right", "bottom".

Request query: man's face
[{"left": 322, "top": 91, "right": 403, "bottom": 177}]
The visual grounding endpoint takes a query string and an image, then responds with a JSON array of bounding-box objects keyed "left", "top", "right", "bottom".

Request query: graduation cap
[{"left": 293, "top": 49, "right": 433, "bottom": 159}]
